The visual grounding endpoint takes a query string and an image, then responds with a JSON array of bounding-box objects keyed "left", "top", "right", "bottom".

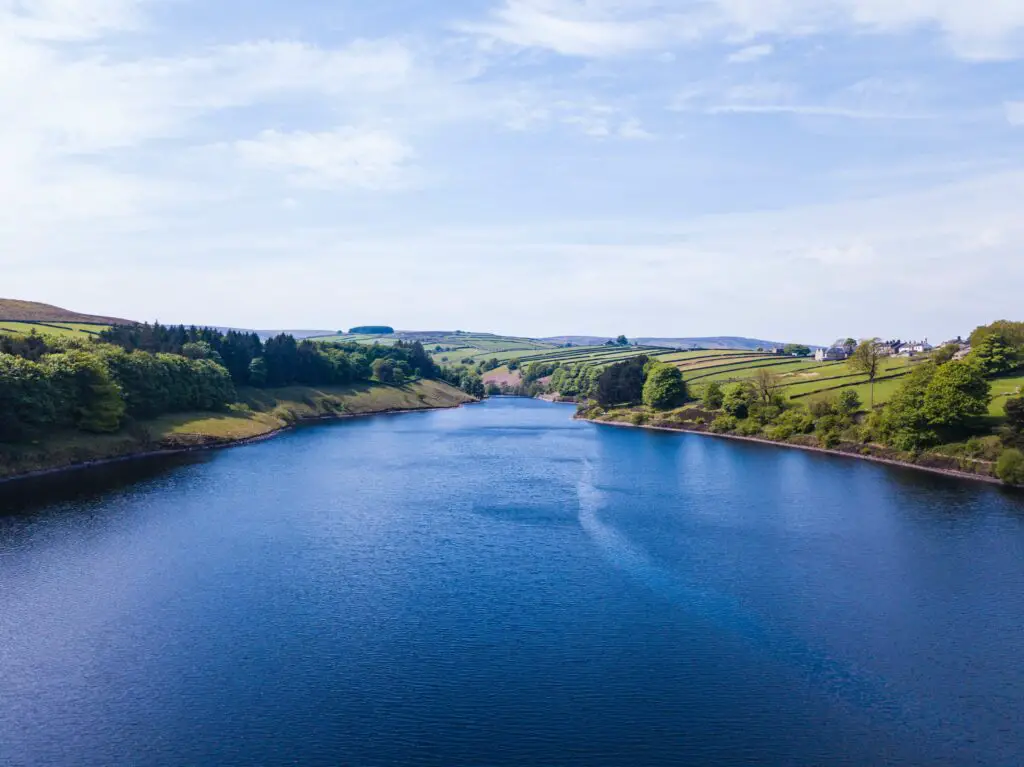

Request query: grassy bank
[{"left": 0, "top": 380, "right": 474, "bottom": 481}]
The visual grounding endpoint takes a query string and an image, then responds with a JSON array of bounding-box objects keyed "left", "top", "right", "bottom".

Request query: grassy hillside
[
  {"left": 0, "top": 320, "right": 113, "bottom": 340},
  {"left": 683, "top": 354, "right": 921, "bottom": 406},
  {"left": 0, "top": 298, "right": 131, "bottom": 325},
  {"left": 0, "top": 380, "right": 473, "bottom": 479}
]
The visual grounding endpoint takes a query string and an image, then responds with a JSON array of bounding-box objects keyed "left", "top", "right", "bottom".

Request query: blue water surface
[{"left": 2, "top": 398, "right": 1024, "bottom": 766}]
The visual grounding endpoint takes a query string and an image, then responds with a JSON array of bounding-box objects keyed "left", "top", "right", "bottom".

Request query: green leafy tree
[
  {"left": 181, "top": 341, "right": 223, "bottom": 365},
  {"left": 932, "top": 344, "right": 958, "bottom": 365},
  {"left": 702, "top": 381, "right": 724, "bottom": 409},
  {"left": 878, "top": 363, "right": 938, "bottom": 451},
  {"left": 616, "top": 335, "right": 629, "bottom": 346},
  {"left": 372, "top": 358, "right": 396, "bottom": 384},
  {"left": 921, "top": 360, "right": 991, "bottom": 431},
  {"left": 42, "top": 351, "right": 125, "bottom": 433},
  {"left": 969, "top": 321, "right": 1024, "bottom": 351},
  {"left": 1006, "top": 397, "right": 1024, "bottom": 433},
  {"left": 971, "top": 333, "right": 1015, "bottom": 377},
  {"left": 596, "top": 357, "right": 648, "bottom": 407},
  {"left": 752, "top": 368, "right": 783, "bottom": 409},
  {"left": 851, "top": 339, "right": 884, "bottom": 407},
  {"left": 459, "top": 371, "right": 485, "bottom": 398},
  {"left": 722, "top": 382, "right": 755, "bottom": 419},
  {"left": 642, "top": 364, "right": 687, "bottom": 410},
  {"left": 996, "top": 449, "right": 1024, "bottom": 485},
  {"left": 248, "top": 357, "right": 268, "bottom": 387},
  {"left": 837, "top": 388, "right": 862, "bottom": 416}
]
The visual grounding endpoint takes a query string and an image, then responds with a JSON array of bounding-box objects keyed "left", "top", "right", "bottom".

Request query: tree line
[
  {"left": 100, "top": 323, "right": 438, "bottom": 388},
  {"left": 1, "top": 324, "right": 451, "bottom": 444}
]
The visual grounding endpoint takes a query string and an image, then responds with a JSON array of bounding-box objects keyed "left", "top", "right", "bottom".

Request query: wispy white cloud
[
  {"left": 457, "top": 0, "right": 701, "bottom": 57},
  {"left": 234, "top": 129, "right": 416, "bottom": 190},
  {"left": 727, "top": 43, "right": 773, "bottom": 64},
  {"left": 0, "top": 0, "right": 149, "bottom": 41},
  {"left": 1006, "top": 102, "right": 1024, "bottom": 126},
  {"left": 673, "top": 78, "right": 937, "bottom": 121},
  {"left": 461, "top": 0, "right": 1024, "bottom": 60}
]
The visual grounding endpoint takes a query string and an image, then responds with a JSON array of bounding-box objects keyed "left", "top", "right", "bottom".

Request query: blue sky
[{"left": 3, "top": 0, "right": 1023, "bottom": 344}]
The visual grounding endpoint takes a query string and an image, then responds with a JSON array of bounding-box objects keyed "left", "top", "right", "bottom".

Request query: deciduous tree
[{"left": 851, "top": 338, "right": 884, "bottom": 407}]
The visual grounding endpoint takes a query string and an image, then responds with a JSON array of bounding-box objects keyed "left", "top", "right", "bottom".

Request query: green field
[
  {"left": 684, "top": 354, "right": 921, "bottom": 406},
  {"left": 0, "top": 321, "right": 111, "bottom": 339},
  {"left": 988, "top": 374, "right": 1024, "bottom": 416}
]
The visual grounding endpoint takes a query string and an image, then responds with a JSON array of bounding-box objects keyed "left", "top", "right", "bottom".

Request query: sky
[{"left": 2, "top": 0, "right": 1023, "bottom": 344}]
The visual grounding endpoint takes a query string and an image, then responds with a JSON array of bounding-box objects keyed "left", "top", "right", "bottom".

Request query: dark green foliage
[
  {"left": 0, "top": 332, "right": 55, "bottom": 362},
  {"left": 549, "top": 364, "right": 601, "bottom": 399},
  {"left": 837, "top": 389, "right": 862, "bottom": 416},
  {"left": 932, "top": 344, "right": 958, "bottom": 365},
  {"left": 248, "top": 357, "right": 268, "bottom": 387},
  {"left": 709, "top": 415, "right": 738, "bottom": 433},
  {"left": 372, "top": 358, "right": 397, "bottom": 384},
  {"left": 3, "top": 321, "right": 439, "bottom": 444},
  {"left": 765, "top": 409, "right": 815, "bottom": 441},
  {"left": 878, "top": 361, "right": 989, "bottom": 450},
  {"left": 808, "top": 398, "right": 837, "bottom": 419},
  {"left": 596, "top": 356, "right": 648, "bottom": 407},
  {"left": 100, "top": 323, "right": 435, "bottom": 388},
  {"left": 1006, "top": 397, "right": 1024, "bottom": 433},
  {"left": 702, "top": 381, "right": 724, "bottom": 409},
  {"left": 996, "top": 449, "right": 1024, "bottom": 485},
  {"left": 969, "top": 321, "right": 1024, "bottom": 352},
  {"left": 458, "top": 371, "right": 485, "bottom": 398},
  {"left": 181, "top": 341, "right": 222, "bottom": 364},
  {"left": 642, "top": 364, "right": 687, "bottom": 410},
  {"left": 0, "top": 353, "right": 59, "bottom": 440},
  {"left": 349, "top": 326, "right": 395, "bottom": 335},
  {"left": 40, "top": 351, "right": 126, "bottom": 433},
  {"left": 783, "top": 344, "right": 812, "bottom": 357},
  {"left": 971, "top": 333, "right": 1016, "bottom": 376},
  {"left": 877, "top": 364, "right": 938, "bottom": 451},
  {"left": 615, "top": 335, "right": 629, "bottom": 346},
  {"left": 722, "top": 382, "right": 755, "bottom": 419},
  {"left": 921, "top": 360, "right": 990, "bottom": 429}
]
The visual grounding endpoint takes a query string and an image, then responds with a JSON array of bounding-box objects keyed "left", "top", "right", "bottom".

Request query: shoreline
[
  {"left": 582, "top": 416, "right": 1011, "bottom": 488},
  {"left": 0, "top": 400, "right": 474, "bottom": 487}
]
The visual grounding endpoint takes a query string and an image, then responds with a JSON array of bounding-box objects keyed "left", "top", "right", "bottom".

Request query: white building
[
  {"left": 815, "top": 346, "right": 850, "bottom": 362},
  {"left": 898, "top": 340, "right": 933, "bottom": 356}
]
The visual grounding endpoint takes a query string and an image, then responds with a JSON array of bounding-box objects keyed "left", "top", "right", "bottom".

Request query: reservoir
[{"left": 2, "top": 397, "right": 1023, "bottom": 766}]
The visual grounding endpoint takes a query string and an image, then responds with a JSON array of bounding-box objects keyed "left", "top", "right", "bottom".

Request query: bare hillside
[{"left": 0, "top": 299, "right": 133, "bottom": 325}]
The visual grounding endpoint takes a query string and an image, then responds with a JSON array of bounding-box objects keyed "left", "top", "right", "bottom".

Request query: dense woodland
[{"left": 0, "top": 323, "right": 474, "bottom": 444}]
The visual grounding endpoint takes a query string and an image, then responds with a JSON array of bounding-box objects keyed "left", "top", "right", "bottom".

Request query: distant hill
[
  {"left": 543, "top": 335, "right": 801, "bottom": 351},
  {"left": 0, "top": 299, "right": 132, "bottom": 325}
]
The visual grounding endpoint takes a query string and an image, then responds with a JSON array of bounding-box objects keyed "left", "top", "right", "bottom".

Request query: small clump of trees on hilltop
[
  {"left": 572, "top": 320, "right": 1024, "bottom": 486},
  {"left": 0, "top": 323, "right": 482, "bottom": 444}
]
